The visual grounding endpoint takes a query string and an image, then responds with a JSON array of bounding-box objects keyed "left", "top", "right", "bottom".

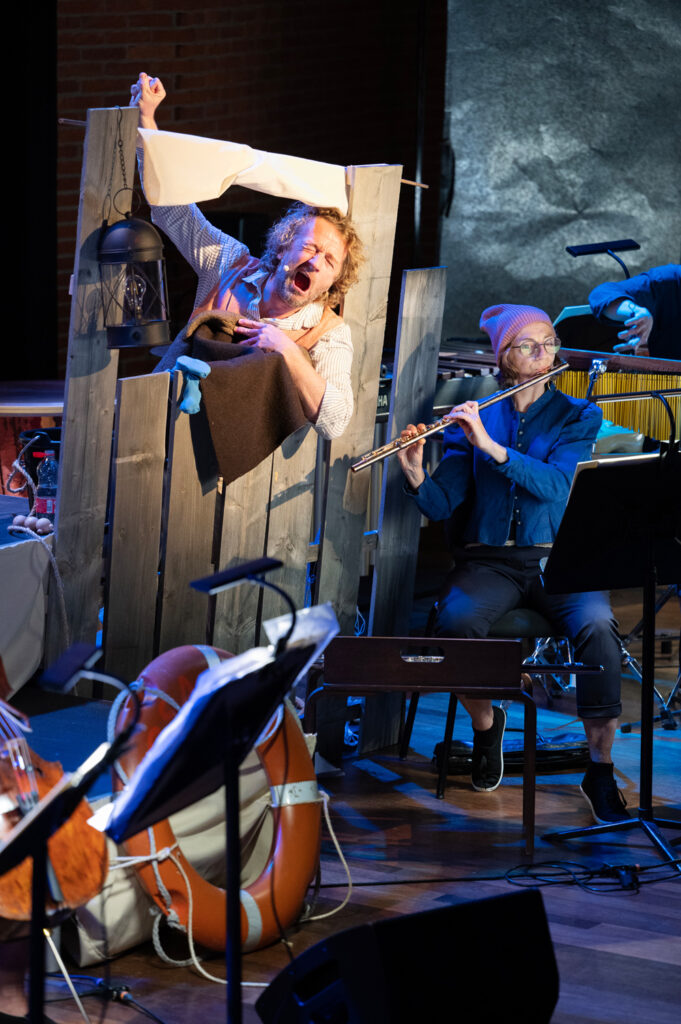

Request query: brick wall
[{"left": 55, "top": 0, "right": 446, "bottom": 378}]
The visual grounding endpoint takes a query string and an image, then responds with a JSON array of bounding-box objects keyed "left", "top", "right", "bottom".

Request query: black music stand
[
  {"left": 106, "top": 606, "right": 338, "bottom": 1024},
  {"left": 541, "top": 452, "right": 681, "bottom": 868}
]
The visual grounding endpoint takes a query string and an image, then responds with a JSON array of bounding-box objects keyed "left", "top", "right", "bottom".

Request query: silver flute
[{"left": 351, "top": 360, "right": 570, "bottom": 473}]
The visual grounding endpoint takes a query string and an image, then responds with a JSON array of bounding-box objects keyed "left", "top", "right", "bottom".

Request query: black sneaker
[
  {"left": 472, "top": 705, "right": 506, "bottom": 792},
  {"left": 580, "top": 766, "right": 630, "bottom": 824}
]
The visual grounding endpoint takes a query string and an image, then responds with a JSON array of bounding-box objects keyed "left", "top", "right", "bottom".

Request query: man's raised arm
[{"left": 130, "top": 72, "right": 166, "bottom": 130}]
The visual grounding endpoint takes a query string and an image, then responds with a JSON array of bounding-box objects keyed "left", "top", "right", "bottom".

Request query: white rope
[
  {"left": 105, "top": 678, "right": 194, "bottom": 966},
  {"left": 148, "top": 851, "right": 265, "bottom": 987},
  {"left": 103, "top": 687, "right": 336, "bottom": 984},
  {"left": 167, "top": 851, "right": 270, "bottom": 987},
  {"left": 301, "top": 790, "right": 353, "bottom": 921},
  {"left": 107, "top": 681, "right": 182, "bottom": 746},
  {"left": 147, "top": 826, "right": 179, "bottom": 922},
  {"left": 109, "top": 843, "right": 265, "bottom": 986},
  {"left": 110, "top": 843, "right": 197, "bottom": 969},
  {"left": 106, "top": 846, "right": 192, "bottom": 968},
  {"left": 107, "top": 681, "right": 182, "bottom": 785},
  {"left": 151, "top": 909, "right": 195, "bottom": 968},
  {"left": 165, "top": 852, "right": 224, "bottom": 980},
  {"left": 108, "top": 847, "right": 177, "bottom": 870}
]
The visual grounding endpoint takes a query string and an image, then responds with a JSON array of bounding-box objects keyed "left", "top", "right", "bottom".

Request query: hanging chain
[{"left": 102, "top": 107, "right": 128, "bottom": 225}]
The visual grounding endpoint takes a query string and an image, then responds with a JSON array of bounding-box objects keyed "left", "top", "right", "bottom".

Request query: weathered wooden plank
[
  {"left": 260, "top": 425, "right": 318, "bottom": 634},
  {"left": 369, "top": 267, "right": 447, "bottom": 635},
  {"left": 212, "top": 455, "right": 273, "bottom": 654},
  {"left": 360, "top": 267, "right": 447, "bottom": 751},
  {"left": 45, "top": 107, "right": 139, "bottom": 661},
  {"left": 104, "top": 373, "right": 169, "bottom": 681},
  {"left": 157, "top": 373, "right": 218, "bottom": 652},
  {"left": 314, "top": 165, "right": 403, "bottom": 634},
  {"left": 309, "top": 164, "right": 402, "bottom": 767}
]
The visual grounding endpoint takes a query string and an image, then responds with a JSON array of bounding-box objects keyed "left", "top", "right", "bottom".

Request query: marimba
[{"left": 558, "top": 348, "right": 681, "bottom": 441}]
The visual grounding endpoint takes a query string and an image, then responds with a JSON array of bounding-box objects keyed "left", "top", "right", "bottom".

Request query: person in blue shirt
[
  {"left": 398, "top": 303, "right": 627, "bottom": 825},
  {"left": 588, "top": 263, "right": 680, "bottom": 359}
]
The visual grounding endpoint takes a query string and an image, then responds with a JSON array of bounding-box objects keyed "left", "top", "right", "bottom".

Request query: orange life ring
[{"left": 112, "top": 644, "right": 322, "bottom": 952}]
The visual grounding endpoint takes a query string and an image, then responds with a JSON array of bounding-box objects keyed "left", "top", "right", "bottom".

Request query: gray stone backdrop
[{"left": 441, "top": 0, "right": 681, "bottom": 337}]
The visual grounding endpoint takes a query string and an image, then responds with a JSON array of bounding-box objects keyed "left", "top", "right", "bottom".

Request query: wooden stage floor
[{"left": 14, "top": 590, "right": 681, "bottom": 1023}]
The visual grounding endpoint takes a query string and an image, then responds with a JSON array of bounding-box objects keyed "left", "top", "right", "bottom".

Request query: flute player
[{"left": 398, "top": 304, "right": 628, "bottom": 825}]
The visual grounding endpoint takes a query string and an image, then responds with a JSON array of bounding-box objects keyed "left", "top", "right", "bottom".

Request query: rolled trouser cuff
[{"left": 577, "top": 700, "right": 621, "bottom": 720}]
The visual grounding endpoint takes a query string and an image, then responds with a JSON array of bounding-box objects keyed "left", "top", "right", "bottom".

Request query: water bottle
[{"left": 35, "top": 450, "right": 59, "bottom": 524}]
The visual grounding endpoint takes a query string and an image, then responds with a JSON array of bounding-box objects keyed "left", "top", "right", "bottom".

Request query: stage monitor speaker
[{"left": 256, "top": 888, "right": 559, "bottom": 1024}]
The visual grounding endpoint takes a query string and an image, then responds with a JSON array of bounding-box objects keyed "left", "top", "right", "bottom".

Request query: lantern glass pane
[{"left": 100, "top": 260, "right": 168, "bottom": 326}]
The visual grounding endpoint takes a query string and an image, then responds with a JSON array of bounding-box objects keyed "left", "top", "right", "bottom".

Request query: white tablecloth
[{"left": 0, "top": 499, "right": 50, "bottom": 696}]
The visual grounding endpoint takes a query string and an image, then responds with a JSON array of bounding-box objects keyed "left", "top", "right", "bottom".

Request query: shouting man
[{"left": 131, "top": 72, "right": 365, "bottom": 438}]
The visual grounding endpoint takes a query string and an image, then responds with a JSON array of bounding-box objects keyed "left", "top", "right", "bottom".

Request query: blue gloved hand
[
  {"left": 174, "top": 355, "right": 211, "bottom": 414},
  {"left": 612, "top": 300, "right": 653, "bottom": 354}
]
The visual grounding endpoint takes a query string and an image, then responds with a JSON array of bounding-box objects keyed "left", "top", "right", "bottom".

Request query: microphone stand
[{"left": 190, "top": 558, "right": 295, "bottom": 1024}]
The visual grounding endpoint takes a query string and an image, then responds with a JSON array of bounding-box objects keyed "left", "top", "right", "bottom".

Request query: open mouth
[{"left": 293, "top": 270, "right": 311, "bottom": 292}]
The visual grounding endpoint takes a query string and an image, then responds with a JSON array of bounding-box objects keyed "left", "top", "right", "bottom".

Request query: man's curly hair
[{"left": 260, "top": 203, "right": 366, "bottom": 309}]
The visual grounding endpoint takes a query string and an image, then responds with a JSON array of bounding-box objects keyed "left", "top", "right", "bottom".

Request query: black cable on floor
[
  {"left": 44, "top": 974, "right": 168, "bottom": 1024},
  {"left": 316, "top": 856, "right": 681, "bottom": 895}
]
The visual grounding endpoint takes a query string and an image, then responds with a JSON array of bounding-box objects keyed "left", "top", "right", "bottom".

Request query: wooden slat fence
[
  {"left": 51, "top": 108, "right": 419, "bottom": 686},
  {"left": 49, "top": 107, "right": 451, "bottom": 745}
]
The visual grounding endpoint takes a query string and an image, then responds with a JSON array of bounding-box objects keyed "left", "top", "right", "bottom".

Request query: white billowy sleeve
[
  {"left": 138, "top": 147, "right": 250, "bottom": 307},
  {"left": 138, "top": 128, "right": 349, "bottom": 213}
]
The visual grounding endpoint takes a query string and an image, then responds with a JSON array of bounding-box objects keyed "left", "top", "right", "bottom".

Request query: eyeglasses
[{"left": 509, "top": 338, "right": 561, "bottom": 357}]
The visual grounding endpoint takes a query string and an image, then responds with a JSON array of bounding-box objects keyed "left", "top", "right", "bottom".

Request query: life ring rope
[
  {"left": 107, "top": 681, "right": 182, "bottom": 788},
  {"left": 298, "top": 790, "right": 353, "bottom": 924},
  {"left": 109, "top": 845, "right": 178, "bottom": 872},
  {"left": 147, "top": 823, "right": 177, "bottom": 925},
  {"left": 107, "top": 780, "right": 354, "bottom": 975},
  {"left": 109, "top": 840, "right": 266, "bottom": 982},
  {"left": 149, "top": 848, "right": 274, "bottom": 984},
  {"left": 151, "top": 850, "right": 213, "bottom": 973}
]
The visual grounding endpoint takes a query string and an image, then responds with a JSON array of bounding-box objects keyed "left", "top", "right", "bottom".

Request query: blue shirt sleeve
[
  {"left": 588, "top": 264, "right": 681, "bottom": 358},
  {"left": 589, "top": 264, "right": 681, "bottom": 321}
]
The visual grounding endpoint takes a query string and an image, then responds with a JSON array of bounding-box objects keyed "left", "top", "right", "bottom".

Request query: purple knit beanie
[{"left": 479, "top": 304, "right": 554, "bottom": 361}]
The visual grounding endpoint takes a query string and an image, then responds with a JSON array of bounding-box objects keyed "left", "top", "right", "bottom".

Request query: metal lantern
[{"left": 98, "top": 215, "right": 170, "bottom": 349}]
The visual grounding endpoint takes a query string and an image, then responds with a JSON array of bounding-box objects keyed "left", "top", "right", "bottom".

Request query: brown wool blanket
[{"left": 156, "top": 311, "right": 308, "bottom": 486}]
